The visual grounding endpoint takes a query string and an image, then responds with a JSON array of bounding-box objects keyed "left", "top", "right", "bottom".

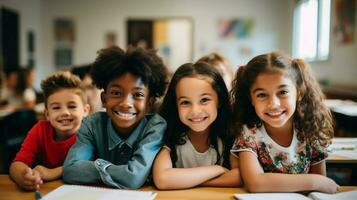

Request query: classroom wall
[
  {"left": 0, "top": 0, "right": 42, "bottom": 73},
  {"left": 1, "top": 0, "right": 356, "bottom": 88}
]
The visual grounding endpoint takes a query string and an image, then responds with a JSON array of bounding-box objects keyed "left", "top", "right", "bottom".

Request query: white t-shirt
[{"left": 165, "top": 135, "right": 223, "bottom": 168}]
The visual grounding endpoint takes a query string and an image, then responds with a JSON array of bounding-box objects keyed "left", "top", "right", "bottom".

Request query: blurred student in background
[
  {"left": 197, "top": 52, "right": 234, "bottom": 90},
  {"left": 0, "top": 67, "right": 36, "bottom": 111},
  {"left": 71, "top": 64, "right": 103, "bottom": 113}
]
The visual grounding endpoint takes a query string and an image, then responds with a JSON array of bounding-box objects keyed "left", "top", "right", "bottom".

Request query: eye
[
  {"left": 110, "top": 89, "right": 122, "bottom": 97},
  {"left": 133, "top": 92, "right": 145, "bottom": 99},
  {"left": 200, "top": 97, "right": 211, "bottom": 104},
  {"left": 279, "top": 90, "right": 289, "bottom": 96},
  {"left": 68, "top": 104, "right": 78, "bottom": 109},
  {"left": 256, "top": 93, "right": 267, "bottom": 99},
  {"left": 179, "top": 100, "right": 190, "bottom": 106},
  {"left": 50, "top": 106, "right": 60, "bottom": 110}
]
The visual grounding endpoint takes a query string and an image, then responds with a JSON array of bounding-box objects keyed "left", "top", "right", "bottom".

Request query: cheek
[{"left": 177, "top": 107, "right": 187, "bottom": 121}]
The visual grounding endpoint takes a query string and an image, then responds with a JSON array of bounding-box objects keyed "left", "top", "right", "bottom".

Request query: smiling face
[
  {"left": 176, "top": 76, "right": 218, "bottom": 135},
  {"left": 45, "top": 89, "right": 89, "bottom": 140},
  {"left": 101, "top": 73, "right": 150, "bottom": 137},
  {"left": 250, "top": 72, "right": 298, "bottom": 133}
]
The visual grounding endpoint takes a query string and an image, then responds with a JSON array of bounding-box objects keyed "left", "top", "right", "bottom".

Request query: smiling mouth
[
  {"left": 189, "top": 117, "right": 207, "bottom": 123},
  {"left": 114, "top": 110, "right": 136, "bottom": 119},
  {"left": 265, "top": 111, "right": 285, "bottom": 118},
  {"left": 58, "top": 119, "right": 73, "bottom": 125}
]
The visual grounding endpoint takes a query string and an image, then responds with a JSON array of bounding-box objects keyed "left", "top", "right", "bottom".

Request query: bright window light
[{"left": 293, "top": 0, "right": 331, "bottom": 61}]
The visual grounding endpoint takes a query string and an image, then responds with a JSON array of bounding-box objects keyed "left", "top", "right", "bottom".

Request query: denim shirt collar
[{"left": 107, "top": 117, "right": 148, "bottom": 150}]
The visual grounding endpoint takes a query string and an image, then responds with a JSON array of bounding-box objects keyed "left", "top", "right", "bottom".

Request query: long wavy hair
[
  {"left": 231, "top": 51, "right": 333, "bottom": 147},
  {"left": 160, "top": 62, "right": 232, "bottom": 167}
]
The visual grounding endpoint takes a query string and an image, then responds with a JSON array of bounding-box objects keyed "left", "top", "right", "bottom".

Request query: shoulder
[
  {"left": 144, "top": 113, "right": 166, "bottom": 125},
  {"left": 25, "top": 120, "right": 53, "bottom": 139},
  {"left": 240, "top": 125, "right": 264, "bottom": 139},
  {"left": 82, "top": 111, "right": 108, "bottom": 126},
  {"left": 141, "top": 113, "right": 167, "bottom": 131}
]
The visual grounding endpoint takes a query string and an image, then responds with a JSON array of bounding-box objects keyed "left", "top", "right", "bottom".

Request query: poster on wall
[
  {"left": 334, "top": 0, "right": 355, "bottom": 44},
  {"left": 54, "top": 18, "right": 75, "bottom": 68},
  {"left": 217, "top": 18, "right": 254, "bottom": 39}
]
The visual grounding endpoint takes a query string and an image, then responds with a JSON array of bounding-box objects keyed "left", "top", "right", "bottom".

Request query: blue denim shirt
[{"left": 63, "top": 112, "right": 166, "bottom": 189}]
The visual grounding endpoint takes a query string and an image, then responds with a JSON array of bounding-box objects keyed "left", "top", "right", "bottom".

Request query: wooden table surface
[
  {"left": 1, "top": 174, "right": 357, "bottom": 200},
  {"left": 0, "top": 175, "right": 246, "bottom": 200}
]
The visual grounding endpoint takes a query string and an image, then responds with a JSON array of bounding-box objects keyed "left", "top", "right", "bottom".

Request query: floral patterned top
[{"left": 231, "top": 125, "right": 328, "bottom": 174}]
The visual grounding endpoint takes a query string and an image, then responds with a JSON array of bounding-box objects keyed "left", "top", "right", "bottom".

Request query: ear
[
  {"left": 83, "top": 103, "right": 91, "bottom": 116},
  {"left": 147, "top": 97, "right": 155, "bottom": 112},
  {"left": 100, "top": 91, "right": 106, "bottom": 106},
  {"left": 44, "top": 108, "right": 49, "bottom": 120},
  {"left": 149, "top": 97, "right": 155, "bottom": 107}
]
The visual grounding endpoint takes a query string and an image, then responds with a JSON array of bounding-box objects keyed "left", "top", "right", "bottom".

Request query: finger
[
  {"left": 23, "top": 167, "right": 32, "bottom": 176},
  {"left": 22, "top": 181, "right": 37, "bottom": 190},
  {"left": 23, "top": 171, "right": 36, "bottom": 181},
  {"left": 32, "top": 170, "right": 42, "bottom": 181}
]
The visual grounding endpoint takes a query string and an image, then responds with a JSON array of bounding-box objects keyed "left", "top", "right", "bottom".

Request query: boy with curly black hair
[{"left": 63, "top": 46, "right": 169, "bottom": 189}]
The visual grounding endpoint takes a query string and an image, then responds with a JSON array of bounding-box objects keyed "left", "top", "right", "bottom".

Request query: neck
[
  {"left": 264, "top": 118, "right": 294, "bottom": 147},
  {"left": 187, "top": 128, "right": 210, "bottom": 153}
]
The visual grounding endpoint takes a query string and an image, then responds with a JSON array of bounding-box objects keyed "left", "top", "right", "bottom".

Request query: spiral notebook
[{"left": 42, "top": 185, "right": 157, "bottom": 200}]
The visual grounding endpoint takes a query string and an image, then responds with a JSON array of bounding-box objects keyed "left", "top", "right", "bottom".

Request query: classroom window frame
[{"left": 292, "top": 0, "right": 331, "bottom": 61}]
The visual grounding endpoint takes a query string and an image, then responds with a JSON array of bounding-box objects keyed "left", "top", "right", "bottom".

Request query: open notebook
[
  {"left": 41, "top": 185, "right": 157, "bottom": 200},
  {"left": 234, "top": 190, "right": 357, "bottom": 200}
]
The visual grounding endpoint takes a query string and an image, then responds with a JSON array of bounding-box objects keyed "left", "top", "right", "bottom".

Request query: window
[{"left": 292, "top": 0, "right": 331, "bottom": 61}]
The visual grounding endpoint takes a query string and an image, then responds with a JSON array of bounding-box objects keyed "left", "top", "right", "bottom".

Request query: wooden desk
[
  {"left": 327, "top": 137, "right": 357, "bottom": 164},
  {"left": 326, "top": 137, "right": 357, "bottom": 185},
  {"left": 1, "top": 175, "right": 357, "bottom": 200},
  {"left": 0, "top": 175, "right": 246, "bottom": 200}
]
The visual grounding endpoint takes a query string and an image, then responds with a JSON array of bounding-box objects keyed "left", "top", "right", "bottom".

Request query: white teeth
[
  {"left": 190, "top": 117, "right": 206, "bottom": 122},
  {"left": 59, "top": 119, "right": 72, "bottom": 125},
  {"left": 114, "top": 111, "right": 136, "bottom": 119},
  {"left": 267, "top": 111, "right": 283, "bottom": 116}
]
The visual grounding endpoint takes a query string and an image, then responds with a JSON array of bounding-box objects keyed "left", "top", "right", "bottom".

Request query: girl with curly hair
[{"left": 230, "top": 51, "right": 339, "bottom": 193}]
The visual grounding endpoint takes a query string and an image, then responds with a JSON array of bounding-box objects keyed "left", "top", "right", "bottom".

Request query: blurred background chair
[{"left": 0, "top": 109, "right": 37, "bottom": 173}]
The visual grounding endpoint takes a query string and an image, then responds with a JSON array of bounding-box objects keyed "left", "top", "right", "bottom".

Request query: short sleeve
[
  {"left": 230, "top": 127, "right": 259, "bottom": 158},
  {"left": 310, "top": 145, "right": 329, "bottom": 165}
]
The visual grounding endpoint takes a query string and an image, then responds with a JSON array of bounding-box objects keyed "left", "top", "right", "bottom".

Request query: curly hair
[
  {"left": 160, "top": 62, "right": 233, "bottom": 168},
  {"left": 90, "top": 46, "right": 168, "bottom": 98},
  {"left": 41, "top": 71, "right": 86, "bottom": 106},
  {"left": 231, "top": 51, "right": 333, "bottom": 147}
]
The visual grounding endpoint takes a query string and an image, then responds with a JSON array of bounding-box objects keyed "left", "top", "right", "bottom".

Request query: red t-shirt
[{"left": 13, "top": 120, "right": 76, "bottom": 168}]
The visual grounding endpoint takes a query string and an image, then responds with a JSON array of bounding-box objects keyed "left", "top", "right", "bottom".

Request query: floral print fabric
[{"left": 231, "top": 125, "right": 328, "bottom": 174}]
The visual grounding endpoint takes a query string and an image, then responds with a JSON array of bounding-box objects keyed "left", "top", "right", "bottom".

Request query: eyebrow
[
  {"left": 109, "top": 84, "right": 146, "bottom": 90},
  {"left": 251, "top": 84, "right": 290, "bottom": 93},
  {"left": 177, "top": 93, "right": 213, "bottom": 100}
]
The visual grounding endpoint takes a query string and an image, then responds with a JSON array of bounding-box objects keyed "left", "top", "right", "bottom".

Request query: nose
[
  {"left": 267, "top": 95, "right": 280, "bottom": 108},
  {"left": 121, "top": 95, "right": 134, "bottom": 108},
  {"left": 61, "top": 107, "right": 70, "bottom": 116},
  {"left": 191, "top": 103, "right": 202, "bottom": 114}
]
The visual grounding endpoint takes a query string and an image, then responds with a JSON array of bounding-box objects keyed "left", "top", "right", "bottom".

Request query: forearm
[
  {"left": 245, "top": 173, "right": 323, "bottom": 192},
  {"left": 201, "top": 168, "right": 242, "bottom": 187},
  {"left": 63, "top": 160, "right": 101, "bottom": 184},
  {"left": 9, "top": 161, "right": 28, "bottom": 186},
  {"left": 154, "top": 165, "right": 225, "bottom": 190},
  {"left": 42, "top": 167, "right": 62, "bottom": 181}
]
